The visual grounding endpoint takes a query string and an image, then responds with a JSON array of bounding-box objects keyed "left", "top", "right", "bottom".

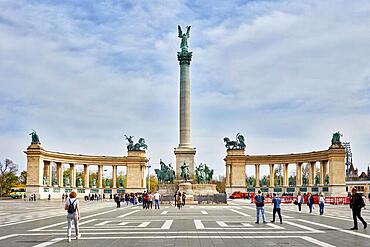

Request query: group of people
[
  {"left": 254, "top": 188, "right": 367, "bottom": 231},
  {"left": 142, "top": 191, "right": 161, "bottom": 209},
  {"left": 174, "top": 191, "right": 186, "bottom": 209}
]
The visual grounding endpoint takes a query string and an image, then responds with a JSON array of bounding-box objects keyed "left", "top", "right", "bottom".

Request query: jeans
[
  {"left": 67, "top": 213, "right": 79, "bottom": 238},
  {"left": 352, "top": 208, "right": 367, "bottom": 229},
  {"left": 319, "top": 203, "right": 324, "bottom": 215},
  {"left": 272, "top": 208, "right": 282, "bottom": 223},
  {"left": 256, "top": 207, "right": 266, "bottom": 223},
  {"left": 297, "top": 203, "right": 302, "bottom": 211},
  {"left": 155, "top": 199, "right": 160, "bottom": 209},
  {"left": 308, "top": 204, "right": 313, "bottom": 213}
]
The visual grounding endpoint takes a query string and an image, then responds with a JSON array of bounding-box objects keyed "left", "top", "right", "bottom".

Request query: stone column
[
  {"left": 283, "top": 163, "right": 289, "bottom": 187},
  {"left": 174, "top": 48, "right": 196, "bottom": 179},
  {"left": 83, "top": 164, "right": 89, "bottom": 188},
  {"left": 255, "top": 164, "right": 260, "bottom": 188},
  {"left": 269, "top": 164, "right": 274, "bottom": 187},
  {"left": 98, "top": 165, "right": 103, "bottom": 189},
  {"left": 225, "top": 164, "right": 230, "bottom": 186},
  {"left": 296, "top": 162, "right": 303, "bottom": 187},
  {"left": 56, "top": 162, "right": 63, "bottom": 187},
  {"left": 43, "top": 161, "right": 51, "bottom": 186},
  {"left": 319, "top": 161, "right": 326, "bottom": 186},
  {"left": 112, "top": 165, "right": 117, "bottom": 189},
  {"left": 70, "top": 163, "right": 76, "bottom": 188}
]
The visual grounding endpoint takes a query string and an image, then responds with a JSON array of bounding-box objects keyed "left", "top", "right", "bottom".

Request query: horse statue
[
  {"left": 180, "top": 162, "right": 190, "bottom": 182},
  {"left": 29, "top": 130, "right": 41, "bottom": 144},
  {"left": 331, "top": 131, "right": 342, "bottom": 146},
  {"left": 124, "top": 135, "right": 134, "bottom": 150},
  {"left": 155, "top": 159, "right": 175, "bottom": 184},
  {"left": 223, "top": 133, "right": 246, "bottom": 150},
  {"left": 133, "top": 138, "right": 148, "bottom": 150}
]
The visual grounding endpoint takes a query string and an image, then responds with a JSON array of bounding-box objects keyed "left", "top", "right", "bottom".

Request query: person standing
[
  {"left": 148, "top": 192, "right": 153, "bottom": 209},
  {"left": 306, "top": 192, "right": 314, "bottom": 213},
  {"left": 319, "top": 193, "right": 325, "bottom": 215},
  {"left": 154, "top": 191, "right": 161, "bottom": 209},
  {"left": 296, "top": 191, "right": 304, "bottom": 212},
  {"left": 65, "top": 191, "right": 81, "bottom": 242},
  {"left": 350, "top": 187, "right": 367, "bottom": 230},
  {"left": 270, "top": 193, "right": 282, "bottom": 224},
  {"left": 114, "top": 194, "right": 121, "bottom": 208},
  {"left": 182, "top": 192, "right": 186, "bottom": 206},
  {"left": 254, "top": 190, "right": 266, "bottom": 224},
  {"left": 176, "top": 192, "right": 182, "bottom": 209},
  {"left": 174, "top": 192, "right": 178, "bottom": 207}
]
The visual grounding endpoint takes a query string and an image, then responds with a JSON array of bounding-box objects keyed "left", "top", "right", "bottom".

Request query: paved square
[{"left": 0, "top": 199, "right": 369, "bottom": 246}]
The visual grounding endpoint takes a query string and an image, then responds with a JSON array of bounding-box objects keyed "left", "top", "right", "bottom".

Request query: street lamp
[{"left": 146, "top": 160, "right": 151, "bottom": 192}]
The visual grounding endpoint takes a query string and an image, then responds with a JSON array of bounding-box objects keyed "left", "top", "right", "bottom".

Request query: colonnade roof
[
  {"left": 226, "top": 147, "right": 345, "bottom": 164},
  {"left": 25, "top": 145, "right": 147, "bottom": 165}
]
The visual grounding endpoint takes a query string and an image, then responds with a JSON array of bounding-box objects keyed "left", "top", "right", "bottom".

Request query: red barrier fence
[{"left": 251, "top": 196, "right": 350, "bottom": 205}]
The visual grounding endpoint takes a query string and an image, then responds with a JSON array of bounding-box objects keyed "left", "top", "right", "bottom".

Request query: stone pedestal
[
  {"left": 224, "top": 149, "right": 246, "bottom": 196},
  {"left": 174, "top": 148, "right": 196, "bottom": 179},
  {"left": 178, "top": 182, "right": 196, "bottom": 204},
  {"left": 125, "top": 150, "right": 148, "bottom": 193}
]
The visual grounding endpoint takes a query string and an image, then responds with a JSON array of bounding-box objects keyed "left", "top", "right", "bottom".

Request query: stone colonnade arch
[
  {"left": 25, "top": 143, "right": 148, "bottom": 199},
  {"left": 225, "top": 145, "right": 346, "bottom": 196}
]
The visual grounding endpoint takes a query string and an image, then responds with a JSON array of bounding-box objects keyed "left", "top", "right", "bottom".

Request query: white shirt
[
  {"left": 65, "top": 198, "right": 79, "bottom": 214},
  {"left": 154, "top": 192, "right": 160, "bottom": 200},
  {"left": 319, "top": 196, "right": 325, "bottom": 204}
]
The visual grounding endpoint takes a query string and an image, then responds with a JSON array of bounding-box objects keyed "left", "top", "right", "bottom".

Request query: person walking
[
  {"left": 148, "top": 192, "right": 153, "bottom": 209},
  {"left": 270, "top": 193, "right": 282, "bottom": 224},
  {"left": 65, "top": 191, "right": 81, "bottom": 242},
  {"left": 296, "top": 191, "right": 304, "bottom": 212},
  {"left": 174, "top": 192, "right": 178, "bottom": 207},
  {"left": 306, "top": 192, "right": 314, "bottom": 213},
  {"left": 350, "top": 187, "right": 367, "bottom": 230},
  {"left": 254, "top": 190, "right": 266, "bottom": 224},
  {"left": 318, "top": 193, "right": 325, "bottom": 215},
  {"left": 154, "top": 191, "right": 161, "bottom": 209},
  {"left": 182, "top": 192, "right": 186, "bottom": 206},
  {"left": 114, "top": 194, "right": 121, "bottom": 208},
  {"left": 176, "top": 192, "right": 182, "bottom": 209}
]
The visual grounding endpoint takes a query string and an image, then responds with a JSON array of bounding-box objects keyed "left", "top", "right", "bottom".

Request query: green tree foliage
[
  {"left": 0, "top": 159, "right": 18, "bottom": 197},
  {"left": 214, "top": 176, "right": 226, "bottom": 193}
]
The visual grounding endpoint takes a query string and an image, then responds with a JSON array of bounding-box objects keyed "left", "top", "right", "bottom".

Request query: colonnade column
[
  {"left": 269, "top": 164, "right": 274, "bottom": 187},
  {"left": 283, "top": 163, "right": 289, "bottom": 187},
  {"left": 70, "top": 163, "right": 76, "bottom": 187},
  {"left": 44, "top": 161, "right": 51, "bottom": 186},
  {"left": 83, "top": 164, "right": 89, "bottom": 188},
  {"left": 56, "top": 162, "right": 63, "bottom": 187},
  {"left": 255, "top": 164, "right": 260, "bottom": 188},
  {"left": 112, "top": 165, "right": 117, "bottom": 189},
  {"left": 98, "top": 165, "right": 103, "bottom": 188},
  {"left": 320, "top": 160, "right": 328, "bottom": 185},
  {"left": 225, "top": 164, "right": 231, "bottom": 187},
  {"left": 308, "top": 162, "right": 315, "bottom": 186},
  {"left": 296, "top": 162, "right": 302, "bottom": 187}
]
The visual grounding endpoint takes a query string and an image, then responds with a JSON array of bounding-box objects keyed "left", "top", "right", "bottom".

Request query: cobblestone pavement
[{"left": 0, "top": 199, "right": 369, "bottom": 246}]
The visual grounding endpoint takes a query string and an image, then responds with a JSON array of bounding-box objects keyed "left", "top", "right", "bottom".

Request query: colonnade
[
  {"left": 25, "top": 143, "right": 148, "bottom": 199},
  {"left": 225, "top": 146, "right": 346, "bottom": 196}
]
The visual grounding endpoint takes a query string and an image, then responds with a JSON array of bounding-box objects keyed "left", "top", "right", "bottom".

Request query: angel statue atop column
[{"left": 178, "top": 25, "right": 191, "bottom": 53}]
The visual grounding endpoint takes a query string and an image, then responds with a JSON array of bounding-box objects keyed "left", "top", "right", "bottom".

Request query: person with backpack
[
  {"left": 270, "top": 193, "right": 282, "bottom": 224},
  {"left": 350, "top": 187, "right": 367, "bottom": 230},
  {"left": 65, "top": 191, "right": 81, "bottom": 242},
  {"left": 254, "top": 190, "right": 266, "bottom": 224}
]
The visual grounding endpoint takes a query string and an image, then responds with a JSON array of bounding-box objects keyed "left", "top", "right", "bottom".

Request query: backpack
[
  {"left": 360, "top": 196, "right": 366, "bottom": 208},
  {"left": 67, "top": 199, "right": 76, "bottom": 214},
  {"left": 255, "top": 195, "right": 264, "bottom": 207}
]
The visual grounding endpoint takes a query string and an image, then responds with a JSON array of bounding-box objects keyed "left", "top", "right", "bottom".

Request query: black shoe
[
  {"left": 270, "top": 221, "right": 274, "bottom": 223},
  {"left": 280, "top": 221, "right": 283, "bottom": 224},
  {"left": 255, "top": 222, "right": 259, "bottom": 224},
  {"left": 364, "top": 223, "right": 368, "bottom": 229},
  {"left": 350, "top": 227, "right": 358, "bottom": 230}
]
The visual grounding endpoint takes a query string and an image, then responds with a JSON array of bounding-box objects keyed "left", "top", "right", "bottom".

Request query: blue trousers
[
  {"left": 256, "top": 207, "right": 266, "bottom": 223},
  {"left": 319, "top": 203, "right": 324, "bottom": 215}
]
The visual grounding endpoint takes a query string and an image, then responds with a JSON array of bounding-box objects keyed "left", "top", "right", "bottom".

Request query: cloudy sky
[{"left": 1, "top": 0, "right": 370, "bottom": 177}]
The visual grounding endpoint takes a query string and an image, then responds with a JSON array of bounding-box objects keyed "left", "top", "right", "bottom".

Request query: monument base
[{"left": 174, "top": 147, "right": 196, "bottom": 180}]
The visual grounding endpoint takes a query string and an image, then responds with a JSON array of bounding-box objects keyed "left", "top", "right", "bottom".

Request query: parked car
[{"left": 229, "top": 191, "right": 248, "bottom": 199}]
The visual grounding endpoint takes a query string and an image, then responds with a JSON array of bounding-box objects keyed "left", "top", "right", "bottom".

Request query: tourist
[
  {"left": 254, "top": 190, "right": 266, "bottom": 224},
  {"left": 142, "top": 191, "right": 147, "bottom": 209},
  {"left": 319, "top": 193, "right": 325, "bottom": 215},
  {"left": 296, "top": 191, "right": 304, "bottom": 212},
  {"left": 176, "top": 192, "right": 182, "bottom": 209},
  {"left": 144, "top": 192, "right": 150, "bottom": 209},
  {"left": 350, "top": 187, "right": 367, "bottom": 230},
  {"left": 62, "top": 193, "right": 65, "bottom": 202},
  {"left": 148, "top": 192, "right": 153, "bottom": 209},
  {"left": 174, "top": 192, "right": 178, "bottom": 207},
  {"left": 114, "top": 194, "right": 121, "bottom": 208},
  {"left": 182, "top": 192, "right": 186, "bottom": 206},
  {"left": 306, "top": 192, "right": 314, "bottom": 213},
  {"left": 270, "top": 193, "right": 282, "bottom": 224},
  {"left": 65, "top": 191, "right": 81, "bottom": 242},
  {"left": 154, "top": 191, "right": 161, "bottom": 209}
]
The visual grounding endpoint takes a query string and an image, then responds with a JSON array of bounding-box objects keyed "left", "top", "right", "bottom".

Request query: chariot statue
[
  {"left": 223, "top": 133, "right": 246, "bottom": 150},
  {"left": 29, "top": 130, "right": 41, "bottom": 144},
  {"left": 331, "top": 131, "right": 342, "bottom": 146},
  {"left": 180, "top": 162, "right": 190, "bottom": 182},
  {"left": 155, "top": 159, "right": 175, "bottom": 184},
  {"left": 195, "top": 163, "right": 214, "bottom": 184},
  {"left": 124, "top": 135, "right": 148, "bottom": 151}
]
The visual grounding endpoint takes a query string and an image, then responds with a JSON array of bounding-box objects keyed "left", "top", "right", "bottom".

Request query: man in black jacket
[{"left": 350, "top": 187, "right": 367, "bottom": 230}]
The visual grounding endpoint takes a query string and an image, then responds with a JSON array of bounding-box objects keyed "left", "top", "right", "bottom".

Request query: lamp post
[{"left": 146, "top": 160, "right": 151, "bottom": 192}]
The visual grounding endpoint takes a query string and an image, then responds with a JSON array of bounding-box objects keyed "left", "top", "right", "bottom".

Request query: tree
[
  {"left": 214, "top": 176, "right": 226, "bottom": 193},
  {"left": 147, "top": 175, "right": 158, "bottom": 192},
  {"left": 0, "top": 159, "right": 18, "bottom": 197},
  {"left": 19, "top": 171, "right": 27, "bottom": 185}
]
